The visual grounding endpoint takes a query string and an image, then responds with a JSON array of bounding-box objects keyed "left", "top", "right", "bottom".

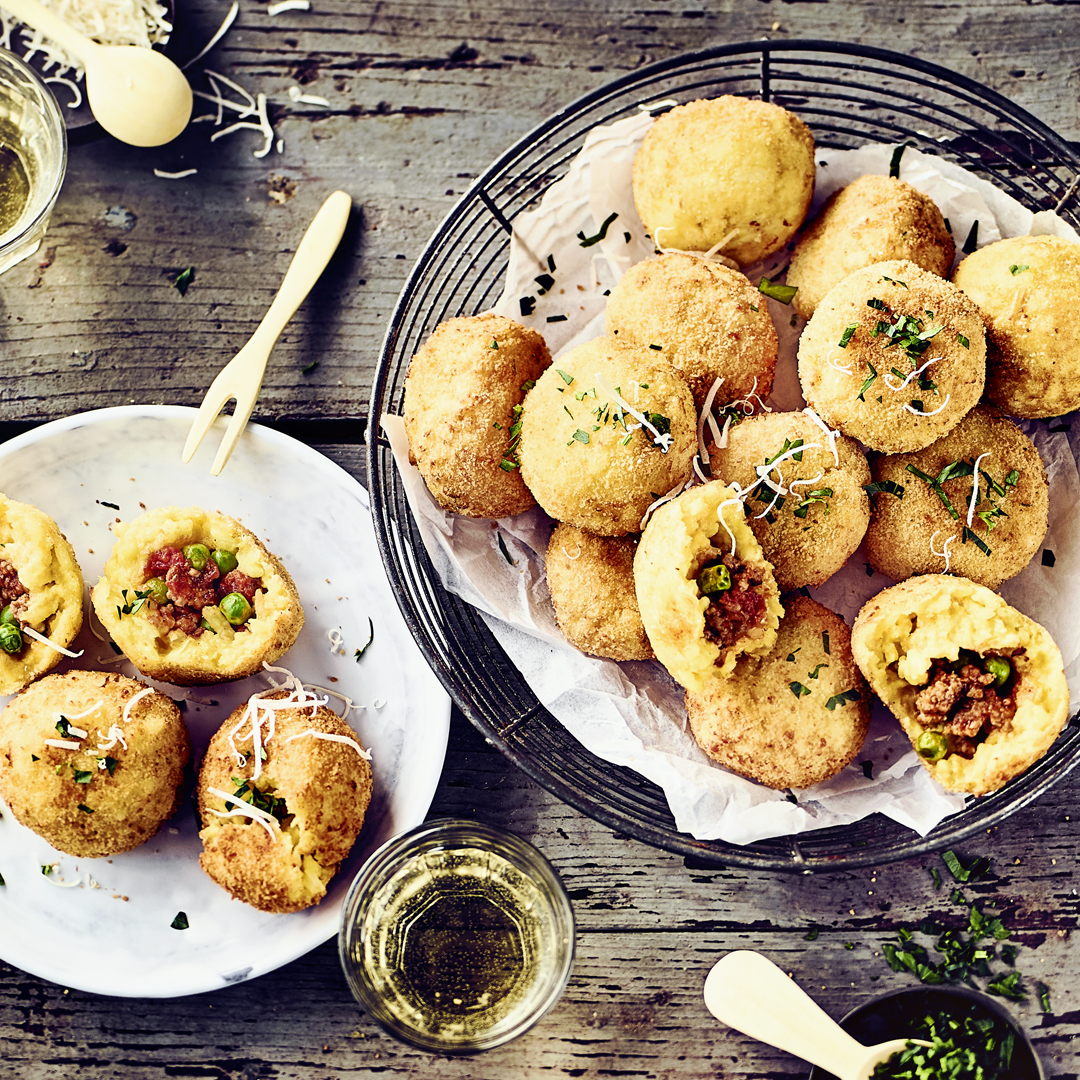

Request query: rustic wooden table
[{"left": 2, "top": 2, "right": 1079, "bottom": 1077}]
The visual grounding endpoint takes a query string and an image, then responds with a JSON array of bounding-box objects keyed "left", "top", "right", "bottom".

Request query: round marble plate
[{"left": 0, "top": 406, "right": 450, "bottom": 997}]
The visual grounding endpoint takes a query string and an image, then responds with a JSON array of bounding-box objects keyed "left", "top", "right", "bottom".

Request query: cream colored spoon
[
  {"left": 3, "top": 0, "right": 192, "bottom": 146},
  {"left": 704, "top": 951, "right": 927, "bottom": 1080}
]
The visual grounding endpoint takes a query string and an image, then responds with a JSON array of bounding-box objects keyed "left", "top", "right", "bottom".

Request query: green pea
[
  {"left": 183, "top": 543, "right": 210, "bottom": 571},
  {"left": 211, "top": 549, "right": 238, "bottom": 575},
  {"left": 697, "top": 563, "right": 732, "bottom": 595},
  {"left": 144, "top": 577, "right": 169, "bottom": 604},
  {"left": 0, "top": 604, "right": 15, "bottom": 626},
  {"left": 915, "top": 730, "right": 948, "bottom": 763},
  {"left": 219, "top": 592, "right": 253, "bottom": 626},
  {"left": 0, "top": 623, "right": 22, "bottom": 654},
  {"left": 983, "top": 655, "right": 1012, "bottom": 689},
  {"left": 198, "top": 617, "right": 217, "bottom": 635}
]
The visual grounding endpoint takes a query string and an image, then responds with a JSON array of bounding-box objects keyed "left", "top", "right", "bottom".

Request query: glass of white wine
[
  {"left": 0, "top": 50, "right": 66, "bottom": 275},
  {"left": 339, "top": 819, "right": 576, "bottom": 1053}
]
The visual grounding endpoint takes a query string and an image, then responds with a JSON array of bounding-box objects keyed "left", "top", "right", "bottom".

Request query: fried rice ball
[
  {"left": 787, "top": 175, "right": 956, "bottom": 320},
  {"left": 632, "top": 96, "right": 815, "bottom": 266},
  {"left": 518, "top": 337, "right": 697, "bottom": 536},
  {"left": 92, "top": 507, "right": 304, "bottom": 686},
  {"left": 0, "top": 671, "right": 190, "bottom": 857},
  {"left": 851, "top": 574, "right": 1068, "bottom": 795},
  {"left": 198, "top": 688, "right": 373, "bottom": 913},
  {"left": 546, "top": 524, "right": 653, "bottom": 661},
  {"left": 604, "top": 253, "right": 778, "bottom": 411},
  {"left": 707, "top": 411, "right": 871, "bottom": 590},
  {"left": 798, "top": 260, "right": 986, "bottom": 453},
  {"left": 685, "top": 595, "right": 870, "bottom": 789},
  {"left": 404, "top": 313, "right": 552, "bottom": 518},
  {"left": 951, "top": 235, "right": 1080, "bottom": 418},
  {"left": 634, "top": 480, "right": 783, "bottom": 692},
  {"left": 865, "top": 405, "right": 1049, "bottom": 589},
  {"left": 0, "top": 494, "right": 83, "bottom": 696}
]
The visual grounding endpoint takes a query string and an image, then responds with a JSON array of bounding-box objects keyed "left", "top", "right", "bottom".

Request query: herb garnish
[
  {"left": 825, "top": 689, "right": 861, "bottom": 710},
  {"left": 803, "top": 928, "right": 819, "bottom": 941},
  {"left": 860, "top": 760, "right": 874, "bottom": 779},
  {"left": 808, "top": 663, "right": 828, "bottom": 679},
  {"left": 822, "top": 631, "right": 830, "bottom": 655},
  {"left": 957, "top": 333, "right": 970, "bottom": 349},
  {"left": 758, "top": 277, "right": 798, "bottom": 305},
  {"left": 557, "top": 369, "right": 574, "bottom": 385},
  {"left": 97, "top": 499, "right": 120, "bottom": 510},
  {"left": 534, "top": 273, "right": 554, "bottom": 293},
  {"left": 353, "top": 617, "right": 374, "bottom": 662},
  {"left": 1009, "top": 264, "right": 1029, "bottom": 275},
  {"left": 232, "top": 777, "right": 289, "bottom": 822},
  {"left": 174, "top": 266, "right": 195, "bottom": 295},
  {"left": 793, "top": 487, "right": 833, "bottom": 518},
  {"left": 838, "top": 322, "right": 859, "bottom": 349},
  {"left": 857, "top": 362, "right": 878, "bottom": 401},
  {"left": 71, "top": 767, "right": 93, "bottom": 784},
  {"left": 870, "top": 1010, "right": 1017, "bottom": 1080},
  {"left": 578, "top": 211, "right": 618, "bottom": 247},
  {"left": 789, "top": 681, "right": 811, "bottom": 698},
  {"left": 496, "top": 533, "right": 514, "bottom": 565},
  {"left": 489, "top": 337, "right": 499, "bottom": 349},
  {"left": 77, "top": 803, "right": 94, "bottom": 814},
  {"left": 117, "top": 587, "right": 153, "bottom": 618},
  {"left": 171, "top": 911, "right": 190, "bottom": 930},
  {"left": 519, "top": 297, "right": 536, "bottom": 316},
  {"left": 1042, "top": 549, "right": 1056, "bottom": 567},
  {"left": 889, "top": 142, "right": 910, "bottom": 177},
  {"left": 546, "top": 314, "right": 567, "bottom": 323},
  {"left": 863, "top": 479, "right": 905, "bottom": 500},
  {"left": 962, "top": 220, "right": 979, "bottom": 254}
]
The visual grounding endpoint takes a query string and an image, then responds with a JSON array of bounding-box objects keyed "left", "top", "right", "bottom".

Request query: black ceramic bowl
[{"left": 808, "top": 986, "right": 1042, "bottom": 1080}]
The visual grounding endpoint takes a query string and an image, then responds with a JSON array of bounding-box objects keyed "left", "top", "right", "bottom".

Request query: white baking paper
[{"left": 385, "top": 115, "right": 1080, "bottom": 845}]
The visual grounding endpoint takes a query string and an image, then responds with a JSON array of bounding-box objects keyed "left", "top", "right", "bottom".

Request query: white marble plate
[{"left": 0, "top": 406, "right": 450, "bottom": 998}]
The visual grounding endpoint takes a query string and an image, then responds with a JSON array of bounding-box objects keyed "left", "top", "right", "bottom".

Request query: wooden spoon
[
  {"left": 2, "top": 0, "right": 192, "bottom": 146},
  {"left": 704, "top": 951, "right": 927, "bottom": 1080}
]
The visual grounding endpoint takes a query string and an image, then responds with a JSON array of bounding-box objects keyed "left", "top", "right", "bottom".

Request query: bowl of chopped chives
[{"left": 808, "top": 985, "right": 1041, "bottom": 1080}]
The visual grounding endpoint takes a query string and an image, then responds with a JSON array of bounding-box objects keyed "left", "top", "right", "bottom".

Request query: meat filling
[
  {"left": 142, "top": 546, "right": 262, "bottom": 638},
  {"left": 913, "top": 655, "right": 1019, "bottom": 759},
  {"left": 0, "top": 558, "right": 28, "bottom": 622},
  {"left": 697, "top": 551, "right": 768, "bottom": 655}
]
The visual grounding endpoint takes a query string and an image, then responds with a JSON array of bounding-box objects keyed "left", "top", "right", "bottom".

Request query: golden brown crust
[
  {"left": 0, "top": 670, "right": 189, "bottom": 857},
  {"left": 707, "top": 411, "right": 871, "bottom": 590},
  {"left": 632, "top": 96, "right": 815, "bottom": 266},
  {"left": 952, "top": 235, "right": 1080, "bottom": 418},
  {"left": 604, "top": 253, "right": 778, "bottom": 411},
  {"left": 788, "top": 175, "right": 955, "bottom": 320},
  {"left": 685, "top": 596, "right": 870, "bottom": 789},
  {"left": 197, "top": 691, "right": 373, "bottom": 914},
  {"left": 403, "top": 313, "right": 552, "bottom": 518},
  {"left": 634, "top": 480, "right": 783, "bottom": 692},
  {"left": 546, "top": 524, "right": 653, "bottom": 661},
  {"left": 91, "top": 507, "right": 304, "bottom": 686},
  {"left": 0, "top": 494, "right": 84, "bottom": 696},
  {"left": 865, "top": 405, "right": 1049, "bottom": 589},
  {"left": 518, "top": 337, "right": 697, "bottom": 537},
  {"left": 798, "top": 260, "right": 986, "bottom": 453},
  {"left": 851, "top": 574, "right": 1069, "bottom": 795}
]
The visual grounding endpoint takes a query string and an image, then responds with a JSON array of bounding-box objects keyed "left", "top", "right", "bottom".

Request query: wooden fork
[{"left": 182, "top": 189, "right": 352, "bottom": 475}]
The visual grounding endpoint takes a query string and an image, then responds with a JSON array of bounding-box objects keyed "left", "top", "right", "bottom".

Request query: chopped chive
[
  {"left": 962, "top": 219, "right": 979, "bottom": 254},
  {"left": 758, "top": 277, "right": 798, "bottom": 304},
  {"left": 546, "top": 314, "right": 568, "bottom": 323},
  {"left": 578, "top": 211, "right": 618, "bottom": 247},
  {"left": 889, "top": 141, "right": 910, "bottom": 177}
]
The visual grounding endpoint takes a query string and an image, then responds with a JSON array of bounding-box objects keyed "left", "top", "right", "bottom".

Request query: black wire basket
[{"left": 368, "top": 41, "right": 1080, "bottom": 872}]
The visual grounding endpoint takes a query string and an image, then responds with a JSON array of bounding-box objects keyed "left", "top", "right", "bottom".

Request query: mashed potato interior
[
  {"left": 92, "top": 506, "right": 302, "bottom": 684},
  {"left": 852, "top": 575, "right": 1068, "bottom": 794}
]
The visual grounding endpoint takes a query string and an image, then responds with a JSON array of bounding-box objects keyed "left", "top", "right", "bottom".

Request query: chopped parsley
[
  {"left": 71, "top": 767, "right": 93, "bottom": 784},
  {"left": 648, "top": 343, "right": 663, "bottom": 351},
  {"left": 97, "top": 499, "right": 120, "bottom": 510},
  {"left": 857, "top": 362, "right": 878, "bottom": 401},
  {"left": 1042, "top": 549, "right": 1056, "bottom": 567},
  {"left": 534, "top": 273, "right": 555, "bottom": 293},
  {"left": 863, "top": 479, "right": 905, "bottom": 500},
  {"left": 825, "top": 689, "right": 861, "bottom": 710},
  {"left": 546, "top": 314, "right": 567, "bottom": 323},
  {"left": 1037, "top": 981, "right": 1052, "bottom": 1013},
  {"left": 958, "top": 332, "right": 970, "bottom": 349},
  {"left": 171, "top": 911, "right": 190, "bottom": 930},
  {"left": 821, "top": 631, "right": 830, "bottom": 655},
  {"left": 962, "top": 219, "right": 979, "bottom": 254},
  {"left": 803, "top": 928, "right": 819, "bottom": 941},
  {"left": 786, "top": 648, "right": 801, "bottom": 662},
  {"left": 838, "top": 322, "right": 859, "bottom": 349},
  {"left": 519, "top": 296, "right": 536, "bottom": 316},
  {"left": 942, "top": 849, "right": 990, "bottom": 883},
  {"left": 571, "top": 429, "right": 591, "bottom": 444},
  {"left": 117, "top": 587, "right": 153, "bottom": 618},
  {"left": 578, "top": 211, "right": 618, "bottom": 247},
  {"left": 353, "top": 617, "right": 374, "bottom": 662},
  {"left": 77, "top": 803, "right": 94, "bottom": 814},
  {"left": 870, "top": 1009, "right": 1018, "bottom": 1080},
  {"left": 860, "top": 760, "right": 874, "bottom": 779},
  {"left": 793, "top": 487, "right": 832, "bottom": 518},
  {"left": 1009, "top": 264, "right": 1029, "bottom": 275},
  {"left": 789, "top": 681, "right": 811, "bottom": 698},
  {"left": 807, "top": 663, "right": 828, "bottom": 679},
  {"left": 758, "top": 277, "right": 798, "bottom": 305},
  {"left": 173, "top": 266, "right": 195, "bottom": 295},
  {"left": 556, "top": 369, "right": 575, "bottom": 385},
  {"left": 496, "top": 533, "right": 514, "bottom": 565},
  {"left": 231, "top": 777, "right": 289, "bottom": 822},
  {"left": 930, "top": 866, "right": 942, "bottom": 891},
  {"left": 98, "top": 756, "right": 119, "bottom": 776},
  {"left": 889, "top": 141, "right": 910, "bottom": 177},
  {"left": 489, "top": 337, "right": 499, "bottom": 349}
]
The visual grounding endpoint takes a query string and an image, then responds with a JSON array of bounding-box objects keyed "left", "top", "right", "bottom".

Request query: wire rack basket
[{"left": 368, "top": 41, "right": 1080, "bottom": 872}]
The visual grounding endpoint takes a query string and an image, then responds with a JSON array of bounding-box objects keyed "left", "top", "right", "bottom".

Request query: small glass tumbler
[
  {"left": 0, "top": 50, "right": 67, "bottom": 275},
  {"left": 339, "top": 819, "right": 575, "bottom": 1053}
]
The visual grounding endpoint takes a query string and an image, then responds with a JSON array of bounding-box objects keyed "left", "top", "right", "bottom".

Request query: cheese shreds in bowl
[{"left": 0, "top": 0, "right": 172, "bottom": 80}]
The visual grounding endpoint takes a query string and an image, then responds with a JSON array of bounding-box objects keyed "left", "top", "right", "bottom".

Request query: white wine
[{"left": 340, "top": 821, "right": 575, "bottom": 1052}]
